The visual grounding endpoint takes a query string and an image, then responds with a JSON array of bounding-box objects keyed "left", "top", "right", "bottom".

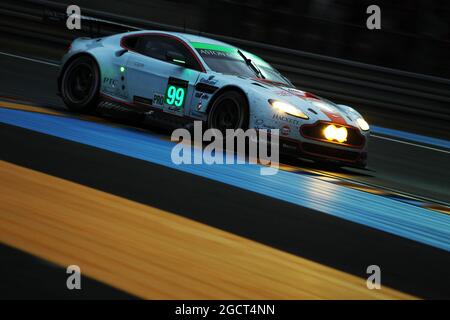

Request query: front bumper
[
  {"left": 252, "top": 111, "right": 369, "bottom": 167},
  {"left": 279, "top": 137, "right": 368, "bottom": 167},
  {"left": 277, "top": 121, "right": 369, "bottom": 167}
]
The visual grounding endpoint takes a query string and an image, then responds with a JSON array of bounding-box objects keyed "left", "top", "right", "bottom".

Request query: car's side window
[
  {"left": 121, "top": 36, "right": 140, "bottom": 50},
  {"left": 135, "top": 35, "right": 202, "bottom": 71}
]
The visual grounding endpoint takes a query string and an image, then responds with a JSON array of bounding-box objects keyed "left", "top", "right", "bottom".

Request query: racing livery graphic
[{"left": 58, "top": 31, "right": 370, "bottom": 167}]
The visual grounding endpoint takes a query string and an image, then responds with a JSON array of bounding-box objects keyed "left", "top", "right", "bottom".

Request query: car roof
[
  {"left": 121, "top": 30, "right": 272, "bottom": 68},
  {"left": 173, "top": 33, "right": 235, "bottom": 47},
  {"left": 127, "top": 30, "right": 237, "bottom": 49}
]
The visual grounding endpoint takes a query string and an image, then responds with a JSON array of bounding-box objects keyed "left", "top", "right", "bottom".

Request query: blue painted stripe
[
  {"left": 371, "top": 125, "right": 450, "bottom": 150},
  {"left": 1, "top": 108, "right": 449, "bottom": 251}
]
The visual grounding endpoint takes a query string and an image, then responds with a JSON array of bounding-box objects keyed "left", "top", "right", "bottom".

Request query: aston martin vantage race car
[{"left": 58, "top": 30, "right": 370, "bottom": 167}]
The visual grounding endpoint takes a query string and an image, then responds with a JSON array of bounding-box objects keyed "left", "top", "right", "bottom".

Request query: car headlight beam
[
  {"left": 323, "top": 124, "right": 348, "bottom": 143},
  {"left": 269, "top": 99, "right": 309, "bottom": 119}
]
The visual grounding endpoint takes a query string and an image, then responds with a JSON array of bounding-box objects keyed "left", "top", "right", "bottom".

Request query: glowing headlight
[
  {"left": 269, "top": 99, "right": 309, "bottom": 119},
  {"left": 356, "top": 118, "right": 370, "bottom": 131},
  {"left": 323, "top": 125, "right": 348, "bottom": 143}
]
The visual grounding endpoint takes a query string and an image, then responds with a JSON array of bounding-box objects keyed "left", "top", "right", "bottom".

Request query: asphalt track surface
[
  {"left": 0, "top": 243, "right": 137, "bottom": 299},
  {"left": 0, "top": 52, "right": 449, "bottom": 299},
  {"left": 0, "top": 160, "right": 414, "bottom": 299}
]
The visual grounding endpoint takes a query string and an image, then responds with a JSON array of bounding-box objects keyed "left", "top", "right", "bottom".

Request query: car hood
[{"left": 247, "top": 77, "right": 356, "bottom": 126}]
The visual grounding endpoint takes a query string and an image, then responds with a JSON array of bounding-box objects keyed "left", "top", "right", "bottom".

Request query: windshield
[{"left": 192, "top": 42, "right": 293, "bottom": 87}]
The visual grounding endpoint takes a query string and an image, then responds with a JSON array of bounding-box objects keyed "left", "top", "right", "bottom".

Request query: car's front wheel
[
  {"left": 207, "top": 90, "right": 248, "bottom": 133},
  {"left": 60, "top": 55, "right": 100, "bottom": 112}
]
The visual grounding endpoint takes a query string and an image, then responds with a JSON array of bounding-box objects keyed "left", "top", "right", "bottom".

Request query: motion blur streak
[
  {"left": 0, "top": 100, "right": 65, "bottom": 116},
  {"left": 0, "top": 160, "right": 414, "bottom": 299},
  {"left": 1, "top": 50, "right": 447, "bottom": 151},
  {"left": 371, "top": 125, "right": 450, "bottom": 151},
  {"left": 0, "top": 107, "right": 449, "bottom": 251}
]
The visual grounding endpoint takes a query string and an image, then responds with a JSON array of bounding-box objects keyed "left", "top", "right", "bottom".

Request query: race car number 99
[
  {"left": 165, "top": 77, "right": 188, "bottom": 109},
  {"left": 166, "top": 85, "right": 185, "bottom": 107}
]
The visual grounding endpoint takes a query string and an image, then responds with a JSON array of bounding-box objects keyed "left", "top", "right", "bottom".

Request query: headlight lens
[
  {"left": 269, "top": 99, "right": 309, "bottom": 119},
  {"left": 356, "top": 118, "right": 370, "bottom": 131},
  {"left": 323, "top": 125, "right": 348, "bottom": 143}
]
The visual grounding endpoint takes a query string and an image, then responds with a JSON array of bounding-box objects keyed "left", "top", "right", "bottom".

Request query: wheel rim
[
  {"left": 211, "top": 97, "right": 241, "bottom": 133},
  {"left": 65, "top": 63, "right": 94, "bottom": 104}
]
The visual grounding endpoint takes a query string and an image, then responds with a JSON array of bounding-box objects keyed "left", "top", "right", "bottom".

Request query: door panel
[
  {"left": 124, "top": 35, "right": 203, "bottom": 116},
  {"left": 100, "top": 51, "right": 130, "bottom": 101}
]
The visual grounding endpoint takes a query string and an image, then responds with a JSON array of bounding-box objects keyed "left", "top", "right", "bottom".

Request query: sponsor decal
[
  {"left": 254, "top": 119, "right": 276, "bottom": 130},
  {"left": 153, "top": 93, "right": 164, "bottom": 107},
  {"left": 199, "top": 75, "right": 218, "bottom": 86},
  {"left": 196, "top": 92, "right": 210, "bottom": 99},
  {"left": 198, "top": 49, "right": 230, "bottom": 58},
  {"left": 281, "top": 125, "right": 291, "bottom": 136},
  {"left": 103, "top": 77, "right": 118, "bottom": 87},
  {"left": 102, "top": 77, "right": 127, "bottom": 98},
  {"left": 275, "top": 90, "right": 293, "bottom": 97},
  {"left": 272, "top": 113, "right": 301, "bottom": 126}
]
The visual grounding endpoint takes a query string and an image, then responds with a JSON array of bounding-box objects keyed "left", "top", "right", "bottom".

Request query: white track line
[
  {"left": 2, "top": 50, "right": 450, "bottom": 155},
  {"left": 371, "top": 134, "right": 450, "bottom": 154},
  {"left": 0, "top": 51, "right": 59, "bottom": 67}
]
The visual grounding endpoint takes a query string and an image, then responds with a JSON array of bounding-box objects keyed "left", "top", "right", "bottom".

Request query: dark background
[{"left": 75, "top": 0, "right": 450, "bottom": 79}]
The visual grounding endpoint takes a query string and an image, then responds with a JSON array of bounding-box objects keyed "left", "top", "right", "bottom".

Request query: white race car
[{"left": 58, "top": 30, "right": 370, "bottom": 167}]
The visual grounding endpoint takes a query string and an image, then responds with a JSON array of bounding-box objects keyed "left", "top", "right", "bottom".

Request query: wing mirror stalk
[{"left": 115, "top": 49, "right": 128, "bottom": 57}]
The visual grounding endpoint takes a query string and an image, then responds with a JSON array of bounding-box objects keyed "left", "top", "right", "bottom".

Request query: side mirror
[
  {"left": 166, "top": 51, "right": 187, "bottom": 66},
  {"left": 115, "top": 49, "right": 128, "bottom": 57}
]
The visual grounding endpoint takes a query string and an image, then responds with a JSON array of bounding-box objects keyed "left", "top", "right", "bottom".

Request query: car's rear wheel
[
  {"left": 207, "top": 90, "right": 248, "bottom": 133},
  {"left": 61, "top": 55, "right": 100, "bottom": 112}
]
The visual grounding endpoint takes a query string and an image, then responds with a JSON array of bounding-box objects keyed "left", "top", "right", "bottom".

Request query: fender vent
[{"left": 195, "top": 83, "right": 218, "bottom": 94}]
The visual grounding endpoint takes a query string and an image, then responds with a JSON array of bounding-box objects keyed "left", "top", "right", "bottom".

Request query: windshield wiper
[{"left": 237, "top": 49, "right": 265, "bottom": 79}]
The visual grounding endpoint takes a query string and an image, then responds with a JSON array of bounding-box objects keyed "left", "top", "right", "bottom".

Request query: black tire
[
  {"left": 60, "top": 55, "right": 100, "bottom": 112},
  {"left": 207, "top": 90, "right": 249, "bottom": 133}
]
